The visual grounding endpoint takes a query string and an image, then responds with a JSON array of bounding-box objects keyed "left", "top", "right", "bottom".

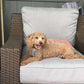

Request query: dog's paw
[
  {"left": 59, "top": 55, "right": 65, "bottom": 59},
  {"left": 21, "top": 61, "right": 27, "bottom": 66},
  {"left": 61, "top": 56, "right": 65, "bottom": 59}
]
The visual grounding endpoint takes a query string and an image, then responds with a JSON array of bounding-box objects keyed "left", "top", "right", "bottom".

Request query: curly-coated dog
[{"left": 21, "top": 32, "right": 84, "bottom": 65}]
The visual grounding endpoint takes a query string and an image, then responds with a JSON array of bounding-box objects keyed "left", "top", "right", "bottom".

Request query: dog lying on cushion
[{"left": 21, "top": 32, "right": 84, "bottom": 65}]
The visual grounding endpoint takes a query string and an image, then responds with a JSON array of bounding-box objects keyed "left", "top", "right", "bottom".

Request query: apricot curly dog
[{"left": 21, "top": 32, "right": 84, "bottom": 65}]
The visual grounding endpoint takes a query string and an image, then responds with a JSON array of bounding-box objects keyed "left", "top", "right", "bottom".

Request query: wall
[{"left": 3, "top": 0, "right": 84, "bottom": 43}]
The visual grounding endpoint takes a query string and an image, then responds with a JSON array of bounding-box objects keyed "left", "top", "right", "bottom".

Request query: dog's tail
[
  {"left": 64, "top": 54, "right": 84, "bottom": 59},
  {"left": 72, "top": 48, "right": 84, "bottom": 59},
  {"left": 72, "top": 48, "right": 78, "bottom": 54},
  {"left": 73, "top": 54, "right": 84, "bottom": 59}
]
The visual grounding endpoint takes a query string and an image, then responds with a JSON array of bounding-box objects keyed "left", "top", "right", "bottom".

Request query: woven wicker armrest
[
  {"left": 1, "top": 13, "right": 23, "bottom": 84},
  {"left": 75, "top": 15, "right": 84, "bottom": 54}
]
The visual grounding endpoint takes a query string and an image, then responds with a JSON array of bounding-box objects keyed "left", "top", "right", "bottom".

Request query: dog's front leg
[
  {"left": 21, "top": 57, "right": 41, "bottom": 65},
  {"left": 21, "top": 55, "right": 31, "bottom": 61},
  {"left": 21, "top": 52, "right": 42, "bottom": 65}
]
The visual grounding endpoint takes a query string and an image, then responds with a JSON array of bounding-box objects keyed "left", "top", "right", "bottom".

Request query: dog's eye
[
  {"left": 42, "top": 37, "right": 44, "bottom": 40},
  {"left": 35, "top": 37, "right": 38, "bottom": 39}
]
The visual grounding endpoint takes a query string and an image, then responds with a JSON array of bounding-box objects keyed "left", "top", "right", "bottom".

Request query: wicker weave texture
[
  {"left": 75, "top": 15, "right": 84, "bottom": 54},
  {"left": 1, "top": 13, "right": 23, "bottom": 84}
]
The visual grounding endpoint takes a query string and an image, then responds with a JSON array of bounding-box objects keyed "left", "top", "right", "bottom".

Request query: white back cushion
[{"left": 21, "top": 7, "right": 79, "bottom": 46}]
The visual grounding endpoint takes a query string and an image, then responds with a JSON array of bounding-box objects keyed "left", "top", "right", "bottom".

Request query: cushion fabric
[
  {"left": 21, "top": 7, "right": 81, "bottom": 83},
  {"left": 21, "top": 7, "right": 79, "bottom": 46},
  {"left": 20, "top": 57, "right": 84, "bottom": 84},
  {"left": 20, "top": 65, "right": 84, "bottom": 84},
  {"left": 47, "top": 39, "right": 73, "bottom": 48}
]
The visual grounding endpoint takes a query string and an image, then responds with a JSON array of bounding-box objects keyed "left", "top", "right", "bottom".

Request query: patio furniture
[{"left": 1, "top": 13, "right": 84, "bottom": 84}]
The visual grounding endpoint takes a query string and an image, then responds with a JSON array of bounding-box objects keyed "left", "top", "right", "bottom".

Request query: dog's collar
[
  {"left": 32, "top": 46, "right": 35, "bottom": 49},
  {"left": 32, "top": 46, "right": 37, "bottom": 56},
  {"left": 32, "top": 44, "right": 36, "bottom": 49}
]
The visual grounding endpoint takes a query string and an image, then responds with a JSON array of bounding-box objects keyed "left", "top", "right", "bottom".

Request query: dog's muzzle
[{"left": 36, "top": 44, "right": 42, "bottom": 49}]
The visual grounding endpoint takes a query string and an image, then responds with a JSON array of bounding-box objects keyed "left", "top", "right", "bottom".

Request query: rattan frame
[
  {"left": 75, "top": 15, "right": 84, "bottom": 54},
  {"left": 1, "top": 13, "right": 84, "bottom": 84},
  {"left": 1, "top": 13, "right": 23, "bottom": 84}
]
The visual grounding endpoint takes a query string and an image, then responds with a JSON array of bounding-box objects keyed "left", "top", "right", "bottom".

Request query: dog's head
[{"left": 26, "top": 32, "right": 47, "bottom": 49}]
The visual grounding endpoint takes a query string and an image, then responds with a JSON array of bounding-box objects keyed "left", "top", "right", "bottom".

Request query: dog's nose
[{"left": 39, "top": 42, "right": 42, "bottom": 45}]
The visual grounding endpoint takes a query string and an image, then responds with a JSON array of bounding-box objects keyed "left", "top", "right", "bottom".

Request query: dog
[{"left": 21, "top": 32, "right": 84, "bottom": 65}]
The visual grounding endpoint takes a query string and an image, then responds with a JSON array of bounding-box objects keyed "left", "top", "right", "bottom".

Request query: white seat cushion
[
  {"left": 20, "top": 58, "right": 84, "bottom": 84},
  {"left": 21, "top": 7, "right": 79, "bottom": 45},
  {"left": 20, "top": 46, "right": 84, "bottom": 83}
]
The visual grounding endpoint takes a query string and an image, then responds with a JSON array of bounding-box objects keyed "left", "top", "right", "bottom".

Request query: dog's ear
[
  {"left": 43, "top": 36, "right": 47, "bottom": 47},
  {"left": 45, "top": 37, "right": 47, "bottom": 45},
  {"left": 27, "top": 33, "right": 33, "bottom": 39},
  {"left": 26, "top": 33, "right": 33, "bottom": 48}
]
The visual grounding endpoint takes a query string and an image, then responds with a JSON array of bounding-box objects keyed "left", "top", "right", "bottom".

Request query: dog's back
[{"left": 42, "top": 43, "right": 74, "bottom": 58}]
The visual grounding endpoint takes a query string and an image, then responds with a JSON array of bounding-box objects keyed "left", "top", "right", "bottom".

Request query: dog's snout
[{"left": 39, "top": 42, "right": 42, "bottom": 45}]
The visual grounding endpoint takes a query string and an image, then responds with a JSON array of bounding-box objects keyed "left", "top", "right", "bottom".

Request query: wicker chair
[{"left": 1, "top": 13, "right": 84, "bottom": 84}]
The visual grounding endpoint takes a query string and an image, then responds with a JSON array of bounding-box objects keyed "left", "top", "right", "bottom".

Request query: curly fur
[{"left": 21, "top": 32, "right": 84, "bottom": 65}]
